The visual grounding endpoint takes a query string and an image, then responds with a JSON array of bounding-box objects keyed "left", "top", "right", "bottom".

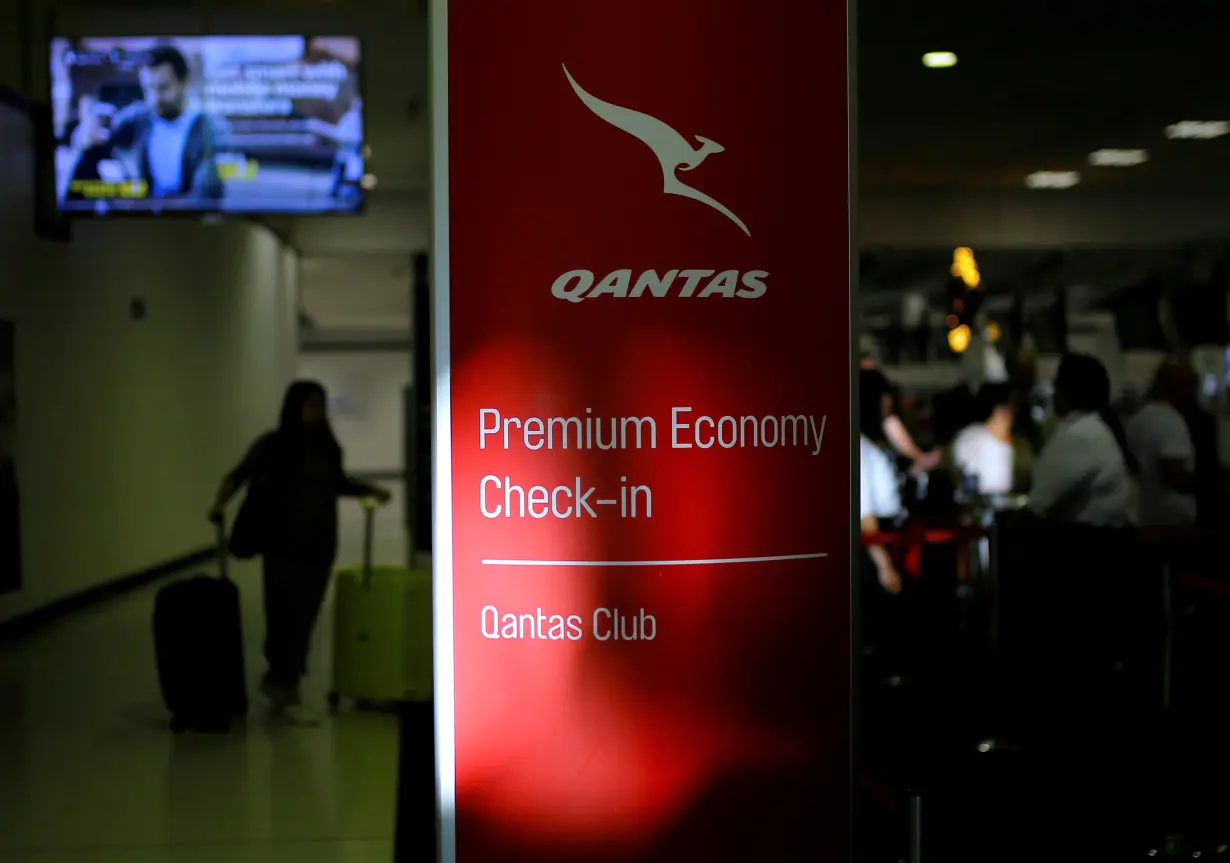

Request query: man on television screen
[{"left": 69, "top": 46, "right": 225, "bottom": 205}]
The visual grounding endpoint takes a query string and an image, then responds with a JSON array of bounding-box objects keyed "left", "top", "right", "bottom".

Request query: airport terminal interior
[{"left": 3, "top": 0, "right": 1230, "bottom": 861}]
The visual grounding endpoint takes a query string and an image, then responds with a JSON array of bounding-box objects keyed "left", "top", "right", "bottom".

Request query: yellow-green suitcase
[{"left": 327, "top": 504, "right": 432, "bottom": 707}]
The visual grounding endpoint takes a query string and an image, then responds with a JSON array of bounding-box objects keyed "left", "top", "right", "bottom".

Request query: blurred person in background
[
  {"left": 1008, "top": 345, "right": 1043, "bottom": 466},
  {"left": 860, "top": 369, "right": 904, "bottom": 597},
  {"left": 1028, "top": 354, "right": 1133, "bottom": 526},
  {"left": 885, "top": 409, "right": 943, "bottom": 474},
  {"left": 1178, "top": 372, "right": 1225, "bottom": 524},
  {"left": 301, "top": 39, "right": 365, "bottom": 203},
  {"left": 931, "top": 382, "right": 978, "bottom": 450},
  {"left": 1127, "top": 359, "right": 1198, "bottom": 527},
  {"left": 882, "top": 384, "right": 943, "bottom": 475},
  {"left": 69, "top": 45, "right": 225, "bottom": 202},
  {"left": 858, "top": 354, "right": 942, "bottom": 474},
  {"left": 951, "top": 382, "right": 1017, "bottom": 496},
  {"left": 329, "top": 96, "right": 364, "bottom": 201},
  {"left": 208, "top": 380, "right": 391, "bottom": 725},
  {"left": 307, "top": 93, "right": 365, "bottom": 202}
]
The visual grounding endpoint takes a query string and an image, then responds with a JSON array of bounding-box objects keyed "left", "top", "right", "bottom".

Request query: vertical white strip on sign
[{"left": 428, "top": 0, "right": 458, "bottom": 860}]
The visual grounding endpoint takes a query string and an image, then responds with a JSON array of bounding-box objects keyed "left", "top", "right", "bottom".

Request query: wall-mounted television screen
[{"left": 49, "top": 36, "right": 364, "bottom": 215}]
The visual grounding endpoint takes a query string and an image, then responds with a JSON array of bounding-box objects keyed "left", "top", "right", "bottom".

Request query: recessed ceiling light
[
  {"left": 1166, "top": 121, "right": 1229, "bottom": 140},
  {"left": 947, "top": 324, "right": 972, "bottom": 353},
  {"left": 922, "top": 52, "right": 958, "bottom": 69},
  {"left": 1088, "top": 149, "right": 1148, "bottom": 167},
  {"left": 1025, "top": 171, "right": 1080, "bottom": 190}
]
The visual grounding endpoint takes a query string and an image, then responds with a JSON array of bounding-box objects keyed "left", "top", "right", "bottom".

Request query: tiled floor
[{"left": 0, "top": 486, "right": 409, "bottom": 862}]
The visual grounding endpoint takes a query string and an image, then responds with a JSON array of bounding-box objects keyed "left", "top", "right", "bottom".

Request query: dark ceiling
[
  {"left": 858, "top": 0, "right": 1230, "bottom": 192},
  {"left": 858, "top": 241, "right": 1229, "bottom": 306}
]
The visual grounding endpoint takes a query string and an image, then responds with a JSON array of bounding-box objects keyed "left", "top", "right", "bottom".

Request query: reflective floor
[{"left": 0, "top": 488, "right": 408, "bottom": 862}]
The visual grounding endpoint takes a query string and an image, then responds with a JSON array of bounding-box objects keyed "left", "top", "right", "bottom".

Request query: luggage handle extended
[
  {"left": 361, "top": 497, "right": 377, "bottom": 589},
  {"left": 215, "top": 517, "right": 229, "bottom": 581}
]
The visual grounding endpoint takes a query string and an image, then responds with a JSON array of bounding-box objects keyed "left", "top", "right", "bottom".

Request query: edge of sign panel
[
  {"left": 427, "top": 0, "right": 458, "bottom": 861},
  {"left": 846, "top": 0, "right": 860, "bottom": 860}
]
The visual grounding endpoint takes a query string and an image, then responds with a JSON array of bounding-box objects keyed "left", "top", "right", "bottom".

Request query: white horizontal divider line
[{"left": 480, "top": 552, "right": 828, "bottom": 567}]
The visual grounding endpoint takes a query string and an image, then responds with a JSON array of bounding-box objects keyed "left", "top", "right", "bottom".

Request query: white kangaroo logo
[{"left": 562, "top": 65, "right": 750, "bottom": 237}]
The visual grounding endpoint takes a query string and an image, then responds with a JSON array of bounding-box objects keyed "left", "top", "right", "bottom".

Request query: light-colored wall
[
  {"left": 299, "top": 253, "right": 414, "bottom": 330},
  {"left": 0, "top": 100, "right": 298, "bottom": 622},
  {"left": 295, "top": 350, "right": 410, "bottom": 473},
  {"left": 278, "top": 247, "right": 302, "bottom": 386},
  {"left": 292, "top": 195, "right": 429, "bottom": 256}
]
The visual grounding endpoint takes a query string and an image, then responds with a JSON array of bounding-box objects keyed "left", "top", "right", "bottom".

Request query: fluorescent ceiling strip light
[
  {"left": 1088, "top": 148, "right": 1148, "bottom": 167},
  {"left": 1165, "top": 121, "right": 1229, "bottom": 140},
  {"left": 1025, "top": 170, "right": 1080, "bottom": 190},
  {"left": 922, "top": 51, "right": 957, "bottom": 68}
]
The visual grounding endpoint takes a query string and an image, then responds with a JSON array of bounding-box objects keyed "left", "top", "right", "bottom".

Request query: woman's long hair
[
  {"left": 1054, "top": 354, "right": 1138, "bottom": 474},
  {"left": 859, "top": 368, "right": 892, "bottom": 444},
  {"left": 974, "top": 382, "right": 1014, "bottom": 425},
  {"left": 277, "top": 379, "right": 342, "bottom": 459}
]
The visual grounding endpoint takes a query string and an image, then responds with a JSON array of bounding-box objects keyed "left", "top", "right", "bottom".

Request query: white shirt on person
[
  {"left": 147, "top": 107, "right": 201, "bottom": 198},
  {"left": 860, "top": 434, "right": 901, "bottom": 521},
  {"left": 1029, "top": 411, "right": 1131, "bottom": 526},
  {"left": 952, "top": 423, "right": 1015, "bottom": 495},
  {"left": 1126, "top": 401, "right": 1196, "bottom": 526}
]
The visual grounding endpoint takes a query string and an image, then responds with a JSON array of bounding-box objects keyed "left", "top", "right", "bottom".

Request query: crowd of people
[
  {"left": 859, "top": 350, "right": 1224, "bottom": 601},
  {"left": 858, "top": 348, "right": 1230, "bottom": 858}
]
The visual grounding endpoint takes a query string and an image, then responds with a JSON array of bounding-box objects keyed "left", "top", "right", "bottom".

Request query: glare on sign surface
[
  {"left": 1088, "top": 149, "right": 1148, "bottom": 167},
  {"left": 922, "top": 52, "right": 958, "bottom": 68},
  {"left": 947, "top": 324, "right": 972, "bottom": 353},
  {"left": 1025, "top": 171, "right": 1080, "bottom": 190},
  {"left": 1165, "top": 121, "right": 1230, "bottom": 140}
]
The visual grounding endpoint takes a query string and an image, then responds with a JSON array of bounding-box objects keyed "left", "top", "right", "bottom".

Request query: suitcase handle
[
  {"left": 215, "top": 518, "right": 229, "bottom": 581},
  {"left": 361, "top": 498, "right": 377, "bottom": 588}
]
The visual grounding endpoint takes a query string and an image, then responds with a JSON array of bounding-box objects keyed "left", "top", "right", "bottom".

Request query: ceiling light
[
  {"left": 947, "top": 324, "right": 972, "bottom": 353},
  {"left": 922, "top": 52, "right": 958, "bottom": 68},
  {"left": 1089, "top": 148, "right": 1148, "bottom": 167},
  {"left": 1166, "top": 120, "right": 1230, "bottom": 140},
  {"left": 951, "top": 246, "right": 981, "bottom": 288},
  {"left": 1025, "top": 170, "right": 1080, "bottom": 190},
  {"left": 360, "top": 173, "right": 378, "bottom": 190}
]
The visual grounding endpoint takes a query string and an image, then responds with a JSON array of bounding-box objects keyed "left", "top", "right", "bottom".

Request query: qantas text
[{"left": 551, "top": 268, "right": 768, "bottom": 303}]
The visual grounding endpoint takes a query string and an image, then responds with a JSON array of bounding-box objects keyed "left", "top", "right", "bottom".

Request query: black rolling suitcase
[{"left": 154, "top": 519, "right": 248, "bottom": 732}]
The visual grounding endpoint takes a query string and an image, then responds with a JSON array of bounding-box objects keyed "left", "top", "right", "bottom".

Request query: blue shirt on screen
[{"left": 146, "top": 108, "right": 201, "bottom": 197}]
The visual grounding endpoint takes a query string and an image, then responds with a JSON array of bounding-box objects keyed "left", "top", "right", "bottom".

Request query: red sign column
[{"left": 432, "top": 1, "right": 852, "bottom": 860}]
